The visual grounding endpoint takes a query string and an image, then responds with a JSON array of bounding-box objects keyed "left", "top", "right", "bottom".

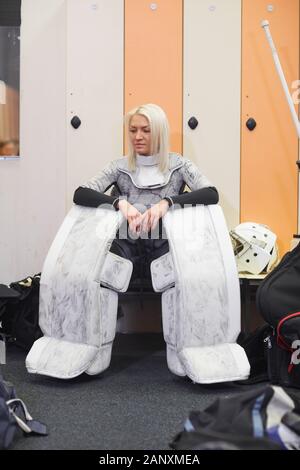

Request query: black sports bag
[
  {"left": 170, "top": 385, "right": 300, "bottom": 450},
  {"left": 256, "top": 242, "right": 300, "bottom": 327},
  {"left": 0, "top": 274, "right": 42, "bottom": 351},
  {"left": 256, "top": 243, "right": 300, "bottom": 388}
]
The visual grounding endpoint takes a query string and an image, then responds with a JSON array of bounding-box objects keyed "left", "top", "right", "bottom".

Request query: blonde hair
[{"left": 125, "top": 103, "right": 170, "bottom": 172}]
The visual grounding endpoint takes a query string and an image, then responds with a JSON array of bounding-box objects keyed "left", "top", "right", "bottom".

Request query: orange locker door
[
  {"left": 124, "top": 0, "right": 183, "bottom": 154},
  {"left": 241, "top": 0, "right": 299, "bottom": 256}
]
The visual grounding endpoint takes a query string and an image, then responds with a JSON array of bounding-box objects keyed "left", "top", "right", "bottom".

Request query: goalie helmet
[{"left": 230, "top": 222, "right": 278, "bottom": 275}]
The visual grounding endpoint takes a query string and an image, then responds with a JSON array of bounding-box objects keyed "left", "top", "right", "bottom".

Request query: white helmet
[{"left": 230, "top": 222, "right": 278, "bottom": 275}]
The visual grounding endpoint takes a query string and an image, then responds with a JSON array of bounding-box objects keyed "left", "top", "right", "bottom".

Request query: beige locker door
[
  {"left": 183, "top": 0, "right": 242, "bottom": 229},
  {"left": 241, "top": 0, "right": 299, "bottom": 256},
  {"left": 66, "top": 0, "right": 124, "bottom": 208}
]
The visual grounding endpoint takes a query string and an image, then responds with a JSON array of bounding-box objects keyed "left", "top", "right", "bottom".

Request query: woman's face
[{"left": 129, "top": 114, "right": 151, "bottom": 155}]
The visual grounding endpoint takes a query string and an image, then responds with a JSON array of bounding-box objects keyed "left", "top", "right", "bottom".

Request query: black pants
[{"left": 110, "top": 237, "right": 169, "bottom": 290}]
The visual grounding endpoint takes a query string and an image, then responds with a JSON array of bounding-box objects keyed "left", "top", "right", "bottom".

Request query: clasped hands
[{"left": 118, "top": 199, "right": 169, "bottom": 236}]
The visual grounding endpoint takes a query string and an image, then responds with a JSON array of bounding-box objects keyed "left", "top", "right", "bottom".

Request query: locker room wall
[
  {"left": 0, "top": 0, "right": 67, "bottom": 284},
  {"left": 0, "top": 0, "right": 299, "bottom": 284}
]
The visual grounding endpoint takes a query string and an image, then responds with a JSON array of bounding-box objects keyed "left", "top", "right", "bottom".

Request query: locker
[
  {"left": 124, "top": 0, "right": 183, "bottom": 154},
  {"left": 183, "top": 0, "right": 242, "bottom": 229},
  {"left": 241, "top": 0, "right": 299, "bottom": 256},
  {"left": 66, "top": 0, "right": 124, "bottom": 208}
]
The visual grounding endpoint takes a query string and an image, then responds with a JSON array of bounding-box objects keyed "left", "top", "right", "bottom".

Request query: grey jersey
[{"left": 82, "top": 153, "right": 213, "bottom": 211}]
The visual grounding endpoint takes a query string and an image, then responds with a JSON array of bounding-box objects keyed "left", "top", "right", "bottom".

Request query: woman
[{"left": 73, "top": 103, "right": 219, "bottom": 288}]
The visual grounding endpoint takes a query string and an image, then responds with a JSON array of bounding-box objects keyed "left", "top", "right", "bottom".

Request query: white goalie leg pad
[
  {"left": 150, "top": 254, "right": 184, "bottom": 375},
  {"left": 26, "top": 337, "right": 99, "bottom": 379},
  {"left": 179, "top": 343, "right": 250, "bottom": 384},
  {"left": 26, "top": 205, "right": 125, "bottom": 379},
  {"left": 86, "top": 253, "right": 133, "bottom": 375},
  {"left": 150, "top": 252, "right": 175, "bottom": 293},
  {"left": 98, "top": 251, "right": 133, "bottom": 293},
  {"left": 161, "top": 288, "right": 186, "bottom": 376},
  {"left": 161, "top": 205, "right": 250, "bottom": 383},
  {"left": 84, "top": 286, "right": 119, "bottom": 375}
]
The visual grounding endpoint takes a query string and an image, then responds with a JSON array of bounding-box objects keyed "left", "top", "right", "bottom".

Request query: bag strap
[
  {"left": 276, "top": 312, "right": 300, "bottom": 351},
  {"left": 6, "top": 398, "right": 33, "bottom": 433},
  {"left": 6, "top": 398, "right": 46, "bottom": 436}
]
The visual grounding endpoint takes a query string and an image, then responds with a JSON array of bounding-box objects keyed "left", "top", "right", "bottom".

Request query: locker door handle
[
  {"left": 188, "top": 116, "right": 198, "bottom": 130},
  {"left": 71, "top": 116, "right": 81, "bottom": 129},
  {"left": 246, "top": 118, "right": 256, "bottom": 131}
]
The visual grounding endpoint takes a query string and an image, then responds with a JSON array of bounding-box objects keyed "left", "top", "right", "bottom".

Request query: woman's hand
[
  {"left": 118, "top": 199, "right": 142, "bottom": 235},
  {"left": 140, "top": 199, "right": 169, "bottom": 234}
]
